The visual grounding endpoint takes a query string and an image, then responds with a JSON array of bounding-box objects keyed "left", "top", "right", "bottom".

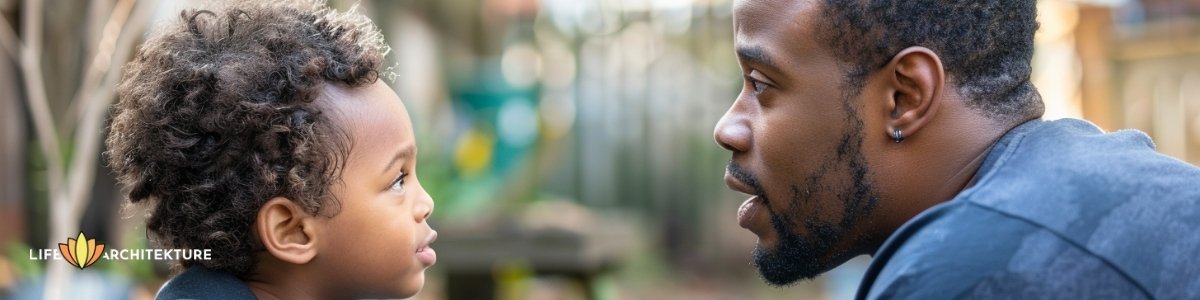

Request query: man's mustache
[{"left": 727, "top": 160, "right": 766, "bottom": 197}]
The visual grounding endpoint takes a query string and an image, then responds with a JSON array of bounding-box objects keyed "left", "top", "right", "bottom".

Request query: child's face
[{"left": 314, "top": 81, "right": 436, "bottom": 298}]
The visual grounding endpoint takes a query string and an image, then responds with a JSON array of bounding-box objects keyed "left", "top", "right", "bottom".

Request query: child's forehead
[
  {"left": 319, "top": 82, "right": 409, "bottom": 126},
  {"left": 319, "top": 82, "right": 416, "bottom": 164}
]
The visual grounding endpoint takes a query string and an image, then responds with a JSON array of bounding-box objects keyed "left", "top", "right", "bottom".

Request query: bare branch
[
  {"left": 18, "top": 0, "right": 64, "bottom": 200},
  {"left": 21, "top": 0, "right": 40, "bottom": 57},
  {"left": 66, "top": 0, "right": 154, "bottom": 224},
  {"left": 24, "top": 0, "right": 72, "bottom": 299},
  {"left": 62, "top": 0, "right": 135, "bottom": 133},
  {"left": 0, "top": 13, "right": 18, "bottom": 60},
  {"left": 59, "top": 0, "right": 112, "bottom": 130},
  {"left": 83, "top": 0, "right": 110, "bottom": 54}
]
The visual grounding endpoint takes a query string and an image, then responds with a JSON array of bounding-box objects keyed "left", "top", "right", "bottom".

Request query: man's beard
[
  {"left": 751, "top": 204, "right": 847, "bottom": 286},
  {"left": 749, "top": 114, "right": 880, "bottom": 286}
]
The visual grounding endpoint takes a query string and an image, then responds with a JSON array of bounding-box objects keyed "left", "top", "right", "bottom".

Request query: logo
[
  {"left": 58, "top": 232, "right": 105, "bottom": 269},
  {"left": 29, "top": 231, "right": 212, "bottom": 268}
]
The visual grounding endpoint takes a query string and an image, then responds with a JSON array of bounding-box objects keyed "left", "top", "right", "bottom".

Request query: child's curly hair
[{"left": 106, "top": 0, "right": 388, "bottom": 276}]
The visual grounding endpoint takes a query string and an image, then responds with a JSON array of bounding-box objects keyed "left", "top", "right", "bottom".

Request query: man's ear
[
  {"left": 883, "top": 46, "right": 945, "bottom": 142},
  {"left": 255, "top": 197, "right": 320, "bottom": 265}
]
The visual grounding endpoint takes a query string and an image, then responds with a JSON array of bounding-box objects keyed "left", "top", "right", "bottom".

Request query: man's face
[{"left": 716, "top": 0, "right": 883, "bottom": 285}]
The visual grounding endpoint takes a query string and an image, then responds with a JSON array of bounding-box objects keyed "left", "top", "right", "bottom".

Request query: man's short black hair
[
  {"left": 818, "top": 0, "right": 1045, "bottom": 123},
  {"left": 106, "top": 0, "right": 386, "bottom": 276}
]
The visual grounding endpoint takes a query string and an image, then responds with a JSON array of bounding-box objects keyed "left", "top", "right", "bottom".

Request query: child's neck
[{"left": 245, "top": 259, "right": 327, "bottom": 299}]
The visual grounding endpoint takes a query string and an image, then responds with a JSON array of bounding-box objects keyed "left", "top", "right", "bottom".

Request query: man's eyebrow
[
  {"left": 381, "top": 144, "right": 415, "bottom": 176},
  {"left": 736, "top": 46, "right": 777, "bottom": 70}
]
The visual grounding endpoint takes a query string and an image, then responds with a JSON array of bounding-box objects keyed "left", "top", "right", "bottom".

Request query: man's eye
[
  {"left": 389, "top": 172, "right": 406, "bottom": 192},
  {"left": 746, "top": 76, "right": 768, "bottom": 94},
  {"left": 752, "top": 80, "right": 768, "bottom": 94}
]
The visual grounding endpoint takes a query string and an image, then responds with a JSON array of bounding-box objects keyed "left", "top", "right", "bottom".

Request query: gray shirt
[{"left": 858, "top": 118, "right": 1200, "bottom": 299}]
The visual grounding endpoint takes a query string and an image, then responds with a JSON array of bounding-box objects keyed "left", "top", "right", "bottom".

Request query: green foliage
[{"left": 5, "top": 240, "right": 43, "bottom": 280}]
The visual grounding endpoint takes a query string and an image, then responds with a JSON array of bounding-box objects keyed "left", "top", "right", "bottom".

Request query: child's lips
[{"left": 416, "top": 231, "right": 438, "bottom": 266}]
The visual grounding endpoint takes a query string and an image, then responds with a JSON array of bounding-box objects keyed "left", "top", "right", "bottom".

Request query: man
[{"left": 714, "top": 0, "right": 1200, "bottom": 298}]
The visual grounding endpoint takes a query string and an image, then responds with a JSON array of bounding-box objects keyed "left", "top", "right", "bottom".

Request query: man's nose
[{"left": 714, "top": 106, "right": 751, "bottom": 153}]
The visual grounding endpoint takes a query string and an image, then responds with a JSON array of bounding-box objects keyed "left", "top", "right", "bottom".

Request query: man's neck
[
  {"left": 869, "top": 110, "right": 1033, "bottom": 252},
  {"left": 914, "top": 115, "right": 1018, "bottom": 209},
  {"left": 940, "top": 116, "right": 1038, "bottom": 195}
]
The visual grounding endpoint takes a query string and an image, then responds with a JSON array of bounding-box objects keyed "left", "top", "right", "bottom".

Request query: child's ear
[{"left": 255, "top": 197, "right": 320, "bottom": 264}]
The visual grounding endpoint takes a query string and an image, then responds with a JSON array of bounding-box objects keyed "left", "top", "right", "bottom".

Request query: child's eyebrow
[{"left": 381, "top": 144, "right": 415, "bottom": 176}]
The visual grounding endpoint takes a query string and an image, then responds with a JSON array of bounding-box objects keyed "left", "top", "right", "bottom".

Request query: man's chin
[
  {"left": 744, "top": 220, "right": 849, "bottom": 285},
  {"left": 751, "top": 244, "right": 825, "bottom": 286},
  {"left": 748, "top": 193, "right": 859, "bottom": 287}
]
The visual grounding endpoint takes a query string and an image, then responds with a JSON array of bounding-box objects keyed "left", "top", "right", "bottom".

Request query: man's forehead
[
  {"left": 733, "top": 0, "right": 819, "bottom": 21},
  {"left": 733, "top": 0, "right": 821, "bottom": 37},
  {"left": 733, "top": 0, "right": 826, "bottom": 66}
]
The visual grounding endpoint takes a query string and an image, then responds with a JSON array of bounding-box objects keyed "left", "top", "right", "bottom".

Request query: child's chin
[{"left": 396, "top": 271, "right": 426, "bottom": 298}]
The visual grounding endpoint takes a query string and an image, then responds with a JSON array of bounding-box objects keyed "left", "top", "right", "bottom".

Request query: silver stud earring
[{"left": 893, "top": 129, "right": 903, "bottom": 143}]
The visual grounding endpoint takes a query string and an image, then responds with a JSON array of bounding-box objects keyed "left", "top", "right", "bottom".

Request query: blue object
[
  {"left": 155, "top": 267, "right": 255, "bottom": 300},
  {"left": 859, "top": 118, "right": 1200, "bottom": 299},
  {"left": 8, "top": 270, "right": 134, "bottom": 300}
]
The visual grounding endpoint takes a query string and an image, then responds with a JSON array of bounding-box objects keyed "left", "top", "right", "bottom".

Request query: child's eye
[{"left": 389, "top": 172, "right": 407, "bottom": 193}]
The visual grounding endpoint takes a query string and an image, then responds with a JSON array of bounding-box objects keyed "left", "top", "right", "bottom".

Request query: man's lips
[
  {"left": 724, "top": 171, "right": 757, "bottom": 196},
  {"left": 725, "top": 171, "right": 764, "bottom": 232}
]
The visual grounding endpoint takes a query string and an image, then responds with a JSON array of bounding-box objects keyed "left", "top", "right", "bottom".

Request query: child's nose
[{"left": 416, "top": 191, "right": 434, "bottom": 222}]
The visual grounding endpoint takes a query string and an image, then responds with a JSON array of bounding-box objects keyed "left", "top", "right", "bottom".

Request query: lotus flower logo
[{"left": 58, "top": 232, "right": 104, "bottom": 269}]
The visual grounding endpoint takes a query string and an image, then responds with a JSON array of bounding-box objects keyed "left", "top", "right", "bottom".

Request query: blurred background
[{"left": 1, "top": 0, "right": 1198, "bottom": 299}]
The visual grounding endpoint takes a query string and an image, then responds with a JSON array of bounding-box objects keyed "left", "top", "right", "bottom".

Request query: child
[{"left": 105, "top": 1, "right": 436, "bottom": 299}]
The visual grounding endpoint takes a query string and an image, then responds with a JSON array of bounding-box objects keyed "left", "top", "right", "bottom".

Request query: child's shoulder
[{"left": 155, "top": 266, "right": 256, "bottom": 300}]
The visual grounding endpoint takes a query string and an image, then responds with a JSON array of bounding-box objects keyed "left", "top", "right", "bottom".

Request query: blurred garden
[{"left": 1, "top": 0, "right": 1198, "bottom": 299}]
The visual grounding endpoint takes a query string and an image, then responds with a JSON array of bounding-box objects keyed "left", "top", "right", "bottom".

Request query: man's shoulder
[
  {"left": 961, "top": 119, "right": 1200, "bottom": 293},
  {"left": 860, "top": 201, "right": 1151, "bottom": 299},
  {"left": 860, "top": 117, "right": 1200, "bottom": 299},
  {"left": 155, "top": 266, "right": 256, "bottom": 300},
  {"left": 973, "top": 118, "right": 1200, "bottom": 206},
  {"left": 979, "top": 119, "right": 1200, "bottom": 187}
]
